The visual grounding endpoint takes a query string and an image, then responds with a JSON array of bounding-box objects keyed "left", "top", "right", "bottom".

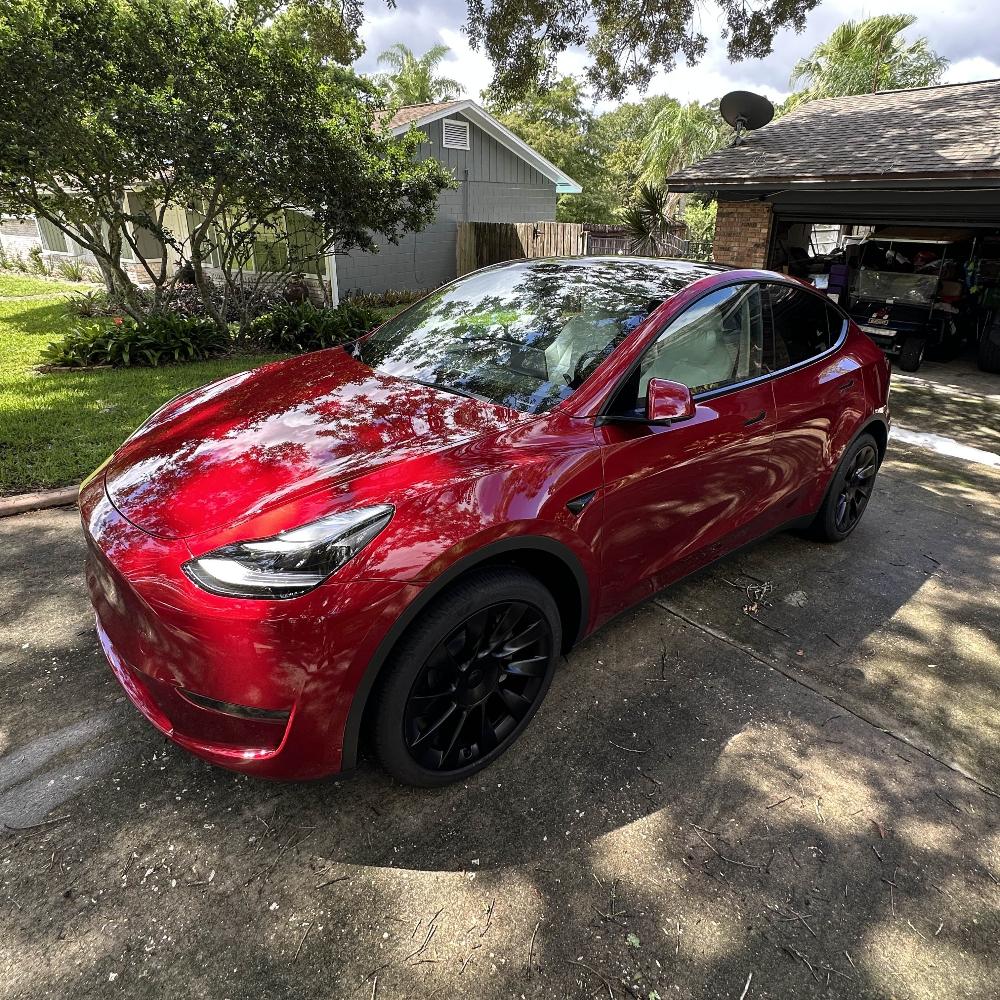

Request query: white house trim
[
  {"left": 391, "top": 100, "right": 583, "bottom": 195},
  {"left": 325, "top": 247, "right": 339, "bottom": 307}
]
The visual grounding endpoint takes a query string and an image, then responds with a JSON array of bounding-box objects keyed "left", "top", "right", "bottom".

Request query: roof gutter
[
  {"left": 392, "top": 99, "right": 583, "bottom": 195},
  {"left": 667, "top": 172, "right": 1000, "bottom": 194}
]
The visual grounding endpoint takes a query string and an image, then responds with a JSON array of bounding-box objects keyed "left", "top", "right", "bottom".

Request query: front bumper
[{"left": 81, "top": 476, "right": 417, "bottom": 779}]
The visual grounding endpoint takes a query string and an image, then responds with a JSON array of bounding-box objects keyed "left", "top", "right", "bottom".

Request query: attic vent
[{"left": 442, "top": 118, "right": 470, "bottom": 150}]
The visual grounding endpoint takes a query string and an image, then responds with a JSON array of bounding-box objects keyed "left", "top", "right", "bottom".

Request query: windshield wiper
[{"left": 407, "top": 377, "right": 491, "bottom": 403}]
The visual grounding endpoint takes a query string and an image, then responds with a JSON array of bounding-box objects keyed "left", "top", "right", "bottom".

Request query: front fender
[{"left": 339, "top": 529, "right": 596, "bottom": 771}]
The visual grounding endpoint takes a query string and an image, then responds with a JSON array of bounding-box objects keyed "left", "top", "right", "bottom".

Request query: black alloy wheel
[
  {"left": 835, "top": 443, "right": 878, "bottom": 533},
  {"left": 809, "top": 432, "right": 881, "bottom": 542},
  {"left": 373, "top": 568, "right": 561, "bottom": 786},
  {"left": 404, "top": 602, "right": 551, "bottom": 772}
]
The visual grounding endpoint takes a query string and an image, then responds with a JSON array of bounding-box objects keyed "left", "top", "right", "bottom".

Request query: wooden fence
[{"left": 456, "top": 221, "right": 587, "bottom": 276}]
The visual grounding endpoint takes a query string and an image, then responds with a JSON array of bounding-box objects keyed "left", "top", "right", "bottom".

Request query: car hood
[{"left": 104, "top": 349, "right": 525, "bottom": 539}]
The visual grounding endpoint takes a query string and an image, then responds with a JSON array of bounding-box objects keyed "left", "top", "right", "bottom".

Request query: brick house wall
[{"left": 711, "top": 200, "right": 774, "bottom": 269}]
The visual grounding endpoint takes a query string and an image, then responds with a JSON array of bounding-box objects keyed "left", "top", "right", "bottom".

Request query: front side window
[
  {"left": 609, "top": 282, "right": 765, "bottom": 415},
  {"left": 360, "top": 259, "right": 713, "bottom": 414},
  {"left": 763, "top": 283, "right": 835, "bottom": 370}
]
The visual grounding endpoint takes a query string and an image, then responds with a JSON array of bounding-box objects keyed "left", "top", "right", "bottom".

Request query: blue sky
[{"left": 355, "top": 0, "right": 1000, "bottom": 109}]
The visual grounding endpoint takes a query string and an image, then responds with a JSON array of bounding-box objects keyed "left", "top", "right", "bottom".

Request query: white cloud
[
  {"left": 355, "top": 0, "right": 1000, "bottom": 109},
  {"left": 438, "top": 28, "right": 494, "bottom": 99},
  {"left": 943, "top": 56, "right": 1000, "bottom": 84}
]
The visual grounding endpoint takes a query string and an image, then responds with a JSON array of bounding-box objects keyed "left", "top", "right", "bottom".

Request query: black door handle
[
  {"left": 743, "top": 410, "right": 767, "bottom": 426},
  {"left": 838, "top": 378, "right": 856, "bottom": 392}
]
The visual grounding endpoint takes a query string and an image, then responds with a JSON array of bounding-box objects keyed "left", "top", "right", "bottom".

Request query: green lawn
[
  {"left": 0, "top": 293, "right": 409, "bottom": 494},
  {"left": 0, "top": 294, "right": 287, "bottom": 493},
  {"left": 0, "top": 274, "right": 93, "bottom": 297}
]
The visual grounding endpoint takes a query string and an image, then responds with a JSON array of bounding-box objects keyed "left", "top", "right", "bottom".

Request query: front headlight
[{"left": 182, "top": 505, "right": 394, "bottom": 599}]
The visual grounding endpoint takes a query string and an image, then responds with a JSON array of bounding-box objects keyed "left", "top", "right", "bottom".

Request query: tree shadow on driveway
[{"left": 1, "top": 471, "right": 998, "bottom": 999}]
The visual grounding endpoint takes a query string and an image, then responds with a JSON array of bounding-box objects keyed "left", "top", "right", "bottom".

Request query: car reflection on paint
[{"left": 81, "top": 257, "right": 890, "bottom": 786}]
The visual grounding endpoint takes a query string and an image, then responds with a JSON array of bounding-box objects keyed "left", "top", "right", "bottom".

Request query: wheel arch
[
  {"left": 860, "top": 414, "right": 889, "bottom": 464},
  {"left": 812, "top": 413, "right": 889, "bottom": 518},
  {"left": 339, "top": 535, "right": 590, "bottom": 771}
]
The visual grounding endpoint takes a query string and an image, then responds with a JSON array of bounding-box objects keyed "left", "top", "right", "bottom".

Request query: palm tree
[
  {"left": 620, "top": 184, "right": 678, "bottom": 256},
  {"left": 637, "top": 100, "right": 729, "bottom": 187},
  {"left": 790, "top": 15, "right": 948, "bottom": 99},
  {"left": 375, "top": 43, "right": 462, "bottom": 106}
]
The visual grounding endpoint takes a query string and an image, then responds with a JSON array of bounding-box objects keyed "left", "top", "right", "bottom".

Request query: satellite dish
[{"left": 720, "top": 90, "right": 774, "bottom": 145}]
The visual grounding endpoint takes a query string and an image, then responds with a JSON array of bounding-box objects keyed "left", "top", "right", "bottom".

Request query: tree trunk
[{"left": 190, "top": 252, "right": 229, "bottom": 338}]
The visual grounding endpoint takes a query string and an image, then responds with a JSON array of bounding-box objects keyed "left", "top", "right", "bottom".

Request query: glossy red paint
[
  {"left": 646, "top": 378, "right": 695, "bottom": 423},
  {"left": 81, "top": 262, "right": 890, "bottom": 779}
]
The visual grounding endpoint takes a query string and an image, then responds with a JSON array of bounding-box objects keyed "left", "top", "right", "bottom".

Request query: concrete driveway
[{"left": 2, "top": 366, "right": 998, "bottom": 1000}]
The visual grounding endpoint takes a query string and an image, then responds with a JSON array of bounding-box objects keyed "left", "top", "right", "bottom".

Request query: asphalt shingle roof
[
  {"left": 384, "top": 101, "right": 463, "bottom": 129},
  {"left": 668, "top": 79, "right": 1000, "bottom": 190}
]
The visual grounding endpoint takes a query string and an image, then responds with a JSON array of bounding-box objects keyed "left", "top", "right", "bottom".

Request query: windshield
[{"left": 359, "top": 258, "right": 712, "bottom": 413}]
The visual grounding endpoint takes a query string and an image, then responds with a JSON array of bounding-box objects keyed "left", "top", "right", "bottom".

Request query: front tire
[
  {"left": 809, "top": 433, "right": 880, "bottom": 543},
  {"left": 372, "top": 568, "right": 561, "bottom": 787}
]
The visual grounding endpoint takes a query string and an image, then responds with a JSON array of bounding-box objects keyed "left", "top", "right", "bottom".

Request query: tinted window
[
  {"left": 360, "top": 258, "right": 714, "bottom": 414},
  {"left": 763, "top": 284, "right": 835, "bottom": 370},
  {"left": 610, "top": 283, "right": 765, "bottom": 414}
]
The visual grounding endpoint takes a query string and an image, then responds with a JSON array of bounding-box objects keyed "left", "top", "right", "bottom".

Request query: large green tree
[
  {"left": 375, "top": 43, "right": 462, "bottom": 105},
  {"left": 0, "top": 0, "right": 451, "bottom": 330},
  {"left": 467, "top": 0, "right": 822, "bottom": 100},
  {"left": 490, "top": 80, "right": 679, "bottom": 222},
  {"left": 637, "top": 100, "right": 729, "bottom": 187},
  {"left": 591, "top": 95, "right": 677, "bottom": 209},
  {"left": 790, "top": 14, "right": 948, "bottom": 99}
]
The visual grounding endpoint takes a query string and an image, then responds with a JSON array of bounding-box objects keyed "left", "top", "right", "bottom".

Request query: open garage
[{"left": 668, "top": 78, "right": 1000, "bottom": 378}]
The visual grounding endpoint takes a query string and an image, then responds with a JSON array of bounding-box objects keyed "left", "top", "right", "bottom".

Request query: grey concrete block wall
[{"left": 336, "top": 112, "right": 558, "bottom": 296}]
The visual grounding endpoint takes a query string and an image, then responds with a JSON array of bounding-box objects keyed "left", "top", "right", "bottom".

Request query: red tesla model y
[{"left": 81, "top": 258, "right": 890, "bottom": 786}]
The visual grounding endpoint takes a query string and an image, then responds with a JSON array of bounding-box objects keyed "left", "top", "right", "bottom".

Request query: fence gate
[{"left": 456, "top": 221, "right": 587, "bottom": 276}]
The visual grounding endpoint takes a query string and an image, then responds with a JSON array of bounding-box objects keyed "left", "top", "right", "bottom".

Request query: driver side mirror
[{"left": 646, "top": 378, "right": 695, "bottom": 424}]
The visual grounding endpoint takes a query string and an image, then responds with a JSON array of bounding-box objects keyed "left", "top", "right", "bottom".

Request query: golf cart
[{"left": 845, "top": 235, "right": 965, "bottom": 372}]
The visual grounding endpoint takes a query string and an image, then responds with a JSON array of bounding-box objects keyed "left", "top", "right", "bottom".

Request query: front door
[{"left": 596, "top": 282, "right": 777, "bottom": 620}]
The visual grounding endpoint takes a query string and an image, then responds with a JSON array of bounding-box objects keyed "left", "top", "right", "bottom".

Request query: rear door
[
  {"left": 762, "top": 282, "right": 867, "bottom": 520},
  {"left": 597, "top": 281, "right": 777, "bottom": 619}
]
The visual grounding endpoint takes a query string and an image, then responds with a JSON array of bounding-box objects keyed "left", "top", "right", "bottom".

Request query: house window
[
  {"left": 37, "top": 216, "right": 70, "bottom": 254},
  {"left": 442, "top": 118, "right": 470, "bottom": 150}
]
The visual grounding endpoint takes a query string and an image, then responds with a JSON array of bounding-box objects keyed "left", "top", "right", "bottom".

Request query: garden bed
[{"left": 0, "top": 294, "right": 408, "bottom": 494}]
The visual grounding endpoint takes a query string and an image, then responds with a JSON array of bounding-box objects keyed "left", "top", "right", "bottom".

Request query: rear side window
[{"left": 763, "top": 284, "right": 838, "bottom": 371}]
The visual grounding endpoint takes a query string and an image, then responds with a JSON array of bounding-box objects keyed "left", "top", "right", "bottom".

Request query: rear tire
[
  {"left": 898, "top": 337, "right": 925, "bottom": 372},
  {"left": 978, "top": 329, "right": 1000, "bottom": 373},
  {"left": 372, "top": 568, "right": 561, "bottom": 787},
  {"left": 809, "top": 433, "right": 880, "bottom": 543}
]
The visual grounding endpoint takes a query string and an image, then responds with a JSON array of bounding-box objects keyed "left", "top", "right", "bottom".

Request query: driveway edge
[{"left": 0, "top": 486, "right": 79, "bottom": 518}]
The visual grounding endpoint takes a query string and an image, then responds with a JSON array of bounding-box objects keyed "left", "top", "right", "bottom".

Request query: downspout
[{"left": 325, "top": 248, "right": 339, "bottom": 307}]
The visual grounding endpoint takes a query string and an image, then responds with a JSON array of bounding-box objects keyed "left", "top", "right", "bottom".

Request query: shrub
[
  {"left": 343, "top": 288, "right": 430, "bottom": 309},
  {"left": 2, "top": 250, "right": 30, "bottom": 273},
  {"left": 160, "top": 279, "right": 286, "bottom": 323},
  {"left": 65, "top": 289, "right": 115, "bottom": 318},
  {"left": 27, "top": 246, "right": 51, "bottom": 275},
  {"left": 55, "top": 258, "right": 89, "bottom": 282},
  {"left": 41, "top": 313, "right": 230, "bottom": 368},
  {"left": 250, "top": 300, "right": 379, "bottom": 352}
]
